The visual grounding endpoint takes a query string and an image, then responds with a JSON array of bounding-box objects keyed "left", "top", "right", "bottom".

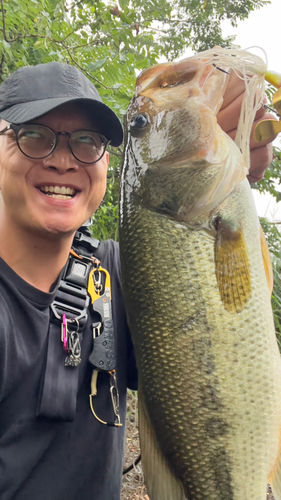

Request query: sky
[{"left": 220, "top": 0, "right": 281, "bottom": 220}]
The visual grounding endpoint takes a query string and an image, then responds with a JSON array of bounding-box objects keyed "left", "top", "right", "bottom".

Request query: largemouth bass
[{"left": 119, "top": 48, "right": 281, "bottom": 500}]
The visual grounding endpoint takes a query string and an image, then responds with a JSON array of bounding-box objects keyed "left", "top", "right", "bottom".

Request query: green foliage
[
  {"left": 91, "top": 147, "right": 121, "bottom": 241},
  {"left": 1, "top": 0, "right": 263, "bottom": 95},
  {"left": 252, "top": 147, "right": 281, "bottom": 203},
  {"left": 0, "top": 0, "right": 270, "bottom": 240},
  {"left": 260, "top": 217, "right": 281, "bottom": 258},
  {"left": 272, "top": 257, "right": 281, "bottom": 348},
  {"left": 260, "top": 217, "right": 281, "bottom": 345}
]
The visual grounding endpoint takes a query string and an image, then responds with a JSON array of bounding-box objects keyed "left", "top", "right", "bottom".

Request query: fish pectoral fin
[
  {"left": 260, "top": 225, "right": 274, "bottom": 295},
  {"left": 138, "top": 386, "right": 186, "bottom": 500},
  {"left": 214, "top": 218, "right": 251, "bottom": 313}
]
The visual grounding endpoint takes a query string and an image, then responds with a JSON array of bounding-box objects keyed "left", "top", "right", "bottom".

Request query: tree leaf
[
  {"left": 3, "top": 40, "right": 11, "bottom": 49},
  {"left": 119, "top": 0, "right": 128, "bottom": 10},
  {"left": 88, "top": 58, "right": 108, "bottom": 71}
]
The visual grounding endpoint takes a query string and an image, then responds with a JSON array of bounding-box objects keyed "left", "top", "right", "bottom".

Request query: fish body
[{"left": 119, "top": 49, "right": 281, "bottom": 500}]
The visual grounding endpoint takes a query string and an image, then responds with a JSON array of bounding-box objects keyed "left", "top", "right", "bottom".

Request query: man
[{"left": 0, "top": 61, "right": 275, "bottom": 500}]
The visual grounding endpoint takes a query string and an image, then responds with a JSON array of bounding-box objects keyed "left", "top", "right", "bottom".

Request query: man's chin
[{"left": 35, "top": 220, "right": 79, "bottom": 240}]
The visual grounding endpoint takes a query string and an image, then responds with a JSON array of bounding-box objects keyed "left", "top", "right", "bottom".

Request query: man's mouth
[{"left": 39, "top": 185, "right": 77, "bottom": 200}]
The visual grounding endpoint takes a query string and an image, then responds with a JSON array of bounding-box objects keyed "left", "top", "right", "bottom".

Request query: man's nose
[{"left": 42, "top": 134, "right": 78, "bottom": 173}]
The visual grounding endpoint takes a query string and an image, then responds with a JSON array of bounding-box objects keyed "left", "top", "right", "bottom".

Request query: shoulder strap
[{"left": 37, "top": 223, "right": 100, "bottom": 421}]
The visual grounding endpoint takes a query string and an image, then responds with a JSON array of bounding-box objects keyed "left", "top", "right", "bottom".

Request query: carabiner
[
  {"left": 89, "top": 369, "right": 122, "bottom": 427},
  {"left": 109, "top": 371, "right": 121, "bottom": 426}
]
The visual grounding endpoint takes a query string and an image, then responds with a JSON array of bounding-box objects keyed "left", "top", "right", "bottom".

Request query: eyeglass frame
[{"left": 0, "top": 123, "right": 110, "bottom": 164}]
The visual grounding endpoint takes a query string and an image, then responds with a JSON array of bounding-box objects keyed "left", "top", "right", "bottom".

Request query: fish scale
[{"left": 119, "top": 48, "right": 281, "bottom": 500}]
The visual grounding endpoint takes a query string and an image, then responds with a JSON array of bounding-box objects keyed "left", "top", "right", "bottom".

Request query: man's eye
[
  {"left": 77, "top": 135, "right": 95, "bottom": 144},
  {"left": 19, "top": 130, "right": 46, "bottom": 140}
]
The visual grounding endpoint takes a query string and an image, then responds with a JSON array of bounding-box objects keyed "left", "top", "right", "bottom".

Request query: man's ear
[{"left": 104, "top": 151, "right": 109, "bottom": 170}]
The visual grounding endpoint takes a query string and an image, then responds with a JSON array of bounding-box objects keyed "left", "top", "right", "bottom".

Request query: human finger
[
  {"left": 247, "top": 143, "right": 274, "bottom": 184},
  {"left": 220, "top": 70, "right": 245, "bottom": 110},
  {"left": 218, "top": 92, "right": 268, "bottom": 131},
  {"left": 217, "top": 92, "right": 244, "bottom": 133}
]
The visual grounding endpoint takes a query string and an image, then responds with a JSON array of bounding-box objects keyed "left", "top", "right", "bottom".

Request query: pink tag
[{"left": 62, "top": 314, "right": 68, "bottom": 352}]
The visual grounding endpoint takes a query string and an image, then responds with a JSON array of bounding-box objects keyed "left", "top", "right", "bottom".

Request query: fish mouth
[
  {"left": 37, "top": 185, "right": 79, "bottom": 200},
  {"left": 135, "top": 53, "right": 229, "bottom": 117},
  {"left": 137, "top": 60, "right": 200, "bottom": 93},
  {"left": 159, "top": 77, "right": 195, "bottom": 89},
  {"left": 159, "top": 66, "right": 198, "bottom": 89}
]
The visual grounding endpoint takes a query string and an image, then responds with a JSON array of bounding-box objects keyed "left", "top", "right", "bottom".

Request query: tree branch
[
  {"left": 108, "top": 147, "right": 123, "bottom": 158},
  {"left": 0, "top": 0, "right": 17, "bottom": 42},
  {"left": 60, "top": 42, "right": 112, "bottom": 90}
]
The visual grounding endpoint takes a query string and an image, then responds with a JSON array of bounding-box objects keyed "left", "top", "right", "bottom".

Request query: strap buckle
[{"left": 50, "top": 252, "right": 94, "bottom": 330}]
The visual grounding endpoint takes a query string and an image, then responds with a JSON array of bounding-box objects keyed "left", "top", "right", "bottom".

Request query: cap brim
[{"left": 0, "top": 97, "right": 123, "bottom": 147}]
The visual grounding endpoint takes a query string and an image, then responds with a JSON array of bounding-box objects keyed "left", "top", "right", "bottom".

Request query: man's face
[{"left": 0, "top": 102, "right": 109, "bottom": 238}]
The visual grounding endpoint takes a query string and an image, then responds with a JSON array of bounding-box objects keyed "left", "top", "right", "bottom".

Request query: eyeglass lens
[{"left": 16, "top": 124, "right": 106, "bottom": 163}]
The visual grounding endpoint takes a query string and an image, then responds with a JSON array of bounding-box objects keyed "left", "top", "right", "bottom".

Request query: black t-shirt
[{"left": 0, "top": 240, "right": 137, "bottom": 500}]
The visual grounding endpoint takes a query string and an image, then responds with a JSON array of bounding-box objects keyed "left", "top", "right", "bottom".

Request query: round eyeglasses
[{"left": 0, "top": 123, "right": 110, "bottom": 164}]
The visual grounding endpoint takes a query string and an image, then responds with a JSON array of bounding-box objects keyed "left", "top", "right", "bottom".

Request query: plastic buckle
[
  {"left": 49, "top": 251, "right": 94, "bottom": 330},
  {"left": 74, "top": 231, "right": 99, "bottom": 253}
]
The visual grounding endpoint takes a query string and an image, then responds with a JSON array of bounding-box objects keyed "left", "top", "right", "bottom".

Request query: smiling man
[
  {"left": 0, "top": 102, "right": 110, "bottom": 289},
  {"left": 0, "top": 62, "right": 137, "bottom": 500},
  {"left": 0, "top": 61, "right": 276, "bottom": 500}
]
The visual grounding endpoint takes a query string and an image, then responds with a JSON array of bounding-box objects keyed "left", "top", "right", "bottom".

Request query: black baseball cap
[{"left": 0, "top": 61, "right": 123, "bottom": 147}]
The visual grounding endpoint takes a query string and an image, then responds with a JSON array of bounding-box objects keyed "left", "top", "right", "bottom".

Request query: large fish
[{"left": 119, "top": 48, "right": 281, "bottom": 500}]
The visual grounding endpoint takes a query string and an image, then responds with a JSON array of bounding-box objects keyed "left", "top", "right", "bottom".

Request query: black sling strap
[
  {"left": 38, "top": 322, "right": 80, "bottom": 420},
  {"left": 37, "top": 223, "right": 100, "bottom": 421}
]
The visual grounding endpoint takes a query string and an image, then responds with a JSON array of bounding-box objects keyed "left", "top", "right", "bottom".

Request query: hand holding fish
[{"left": 217, "top": 69, "right": 276, "bottom": 184}]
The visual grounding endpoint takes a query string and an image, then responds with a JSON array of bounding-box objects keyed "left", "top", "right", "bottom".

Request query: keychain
[{"left": 61, "top": 314, "right": 82, "bottom": 367}]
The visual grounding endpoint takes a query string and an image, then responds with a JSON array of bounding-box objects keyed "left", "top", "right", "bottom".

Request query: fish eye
[{"left": 130, "top": 113, "right": 149, "bottom": 129}]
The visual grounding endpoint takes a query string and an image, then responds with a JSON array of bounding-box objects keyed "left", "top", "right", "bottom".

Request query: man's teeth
[{"left": 40, "top": 186, "right": 76, "bottom": 199}]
